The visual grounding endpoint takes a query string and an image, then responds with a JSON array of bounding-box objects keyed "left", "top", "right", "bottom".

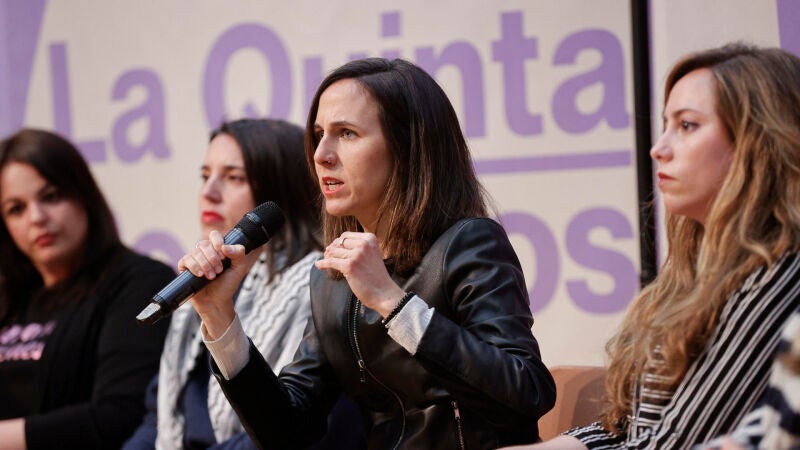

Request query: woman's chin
[{"left": 324, "top": 204, "right": 350, "bottom": 218}]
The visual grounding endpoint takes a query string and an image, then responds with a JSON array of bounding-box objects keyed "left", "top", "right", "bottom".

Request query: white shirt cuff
[
  {"left": 201, "top": 314, "right": 251, "bottom": 380},
  {"left": 386, "top": 295, "right": 433, "bottom": 355}
]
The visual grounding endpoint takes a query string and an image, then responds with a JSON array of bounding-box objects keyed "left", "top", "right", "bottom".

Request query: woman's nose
[
  {"left": 313, "top": 137, "right": 335, "bottom": 166},
  {"left": 201, "top": 176, "right": 222, "bottom": 202},
  {"left": 28, "top": 201, "right": 47, "bottom": 224},
  {"left": 650, "top": 134, "right": 671, "bottom": 162}
]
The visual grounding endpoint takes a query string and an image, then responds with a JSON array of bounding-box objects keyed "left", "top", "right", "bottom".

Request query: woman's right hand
[{"left": 179, "top": 230, "right": 254, "bottom": 339}]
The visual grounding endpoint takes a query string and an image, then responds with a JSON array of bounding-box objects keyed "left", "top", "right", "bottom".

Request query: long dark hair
[
  {"left": 211, "top": 119, "right": 322, "bottom": 281},
  {"left": 0, "top": 129, "right": 122, "bottom": 323},
  {"left": 304, "top": 58, "right": 488, "bottom": 275}
]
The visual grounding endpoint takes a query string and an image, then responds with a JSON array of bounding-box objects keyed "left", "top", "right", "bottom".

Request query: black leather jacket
[{"left": 213, "top": 218, "right": 556, "bottom": 449}]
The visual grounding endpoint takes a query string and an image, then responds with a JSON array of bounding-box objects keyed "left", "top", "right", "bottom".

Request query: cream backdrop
[{"left": 1, "top": 0, "right": 797, "bottom": 367}]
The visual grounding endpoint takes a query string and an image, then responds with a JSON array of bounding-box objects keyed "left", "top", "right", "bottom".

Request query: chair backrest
[{"left": 538, "top": 365, "right": 607, "bottom": 440}]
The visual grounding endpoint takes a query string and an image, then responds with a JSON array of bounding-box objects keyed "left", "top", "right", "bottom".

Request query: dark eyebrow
[
  {"left": 315, "top": 120, "right": 359, "bottom": 130},
  {"left": 38, "top": 182, "right": 56, "bottom": 193},
  {"left": 1, "top": 182, "right": 54, "bottom": 208},
  {"left": 201, "top": 164, "right": 246, "bottom": 172}
]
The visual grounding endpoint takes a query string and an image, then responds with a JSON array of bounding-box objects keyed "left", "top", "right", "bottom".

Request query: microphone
[{"left": 136, "top": 201, "right": 285, "bottom": 325}]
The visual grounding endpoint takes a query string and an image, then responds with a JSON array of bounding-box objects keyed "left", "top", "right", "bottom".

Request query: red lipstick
[{"left": 201, "top": 211, "right": 224, "bottom": 224}]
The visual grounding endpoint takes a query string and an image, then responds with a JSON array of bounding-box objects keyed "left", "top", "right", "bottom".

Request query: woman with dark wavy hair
[
  {"left": 180, "top": 58, "right": 556, "bottom": 449},
  {"left": 0, "top": 129, "right": 174, "bottom": 449}
]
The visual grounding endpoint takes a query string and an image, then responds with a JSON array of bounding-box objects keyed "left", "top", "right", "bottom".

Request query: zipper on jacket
[
  {"left": 451, "top": 400, "right": 465, "bottom": 450},
  {"left": 347, "top": 294, "right": 407, "bottom": 450},
  {"left": 349, "top": 297, "right": 367, "bottom": 382}
]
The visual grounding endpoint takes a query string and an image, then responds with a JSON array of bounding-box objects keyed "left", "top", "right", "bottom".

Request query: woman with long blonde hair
[{"left": 524, "top": 43, "right": 800, "bottom": 449}]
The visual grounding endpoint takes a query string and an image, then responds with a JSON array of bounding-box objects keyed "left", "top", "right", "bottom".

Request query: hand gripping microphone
[{"left": 136, "top": 201, "right": 285, "bottom": 326}]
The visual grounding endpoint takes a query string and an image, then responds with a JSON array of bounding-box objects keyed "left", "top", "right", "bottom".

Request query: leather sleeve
[{"left": 413, "top": 218, "right": 556, "bottom": 428}]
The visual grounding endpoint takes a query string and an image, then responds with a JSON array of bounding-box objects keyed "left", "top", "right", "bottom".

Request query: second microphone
[{"left": 136, "top": 201, "right": 285, "bottom": 325}]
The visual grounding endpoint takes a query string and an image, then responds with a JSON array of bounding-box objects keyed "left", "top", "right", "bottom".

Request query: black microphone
[{"left": 136, "top": 201, "right": 285, "bottom": 325}]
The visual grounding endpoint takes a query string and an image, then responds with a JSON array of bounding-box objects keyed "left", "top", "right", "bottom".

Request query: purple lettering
[
  {"left": 552, "top": 29, "right": 630, "bottom": 134},
  {"left": 111, "top": 69, "right": 170, "bottom": 163},
  {"left": 302, "top": 57, "right": 323, "bottom": 116},
  {"left": 19, "top": 322, "right": 42, "bottom": 342},
  {"left": 49, "top": 43, "right": 106, "bottom": 162},
  {"left": 0, "top": 0, "right": 46, "bottom": 137},
  {"left": 0, "top": 341, "right": 45, "bottom": 361},
  {"left": 565, "top": 208, "right": 636, "bottom": 313},
  {"left": 778, "top": 0, "right": 800, "bottom": 57},
  {"left": 382, "top": 12, "right": 401, "bottom": 37},
  {"left": 49, "top": 43, "right": 70, "bottom": 137},
  {"left": 416, "top": 42, "right": 486, "bottom": 137},
  {"left": 500, "top": 212, "right": 560, "bottom": 313},
  {"left": 30, "top": 343, "right": 44, "bottom": 360},
  {"left": 380, "top": 12, "right": 402, "bottom": 60},
  {"left": 0, "top": 325, "right": 21, "bottom": 345},
  {"left": 203, "top": 23, "right": 292, "bottom": 128},
  {"left": 491, "top": 11, "right": 543, "bottom": 136},
  {"left": 133, "top": 230, "right": 185, "bottom": 270}
]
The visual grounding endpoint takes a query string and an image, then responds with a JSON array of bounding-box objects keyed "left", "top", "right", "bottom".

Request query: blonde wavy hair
[{"left": 601, "top": 44, "right": 800, "bottom": 431}]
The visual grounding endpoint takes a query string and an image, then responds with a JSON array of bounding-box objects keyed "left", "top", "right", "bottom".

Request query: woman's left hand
[{"left": 315, "top": 232, "right": 406, "bottom": 318}]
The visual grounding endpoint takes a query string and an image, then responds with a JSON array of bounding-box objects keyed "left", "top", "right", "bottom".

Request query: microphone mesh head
[{"left": 236, "top": 201, "right": 285, "bottom": 249}]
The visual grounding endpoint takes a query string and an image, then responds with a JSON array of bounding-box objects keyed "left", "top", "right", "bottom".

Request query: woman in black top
[
  {"left": 0, "top": 129, "right": 174, "bottom": 449},
  {"left": 180, "top": 58, "right": 556, "bottom": 449}
]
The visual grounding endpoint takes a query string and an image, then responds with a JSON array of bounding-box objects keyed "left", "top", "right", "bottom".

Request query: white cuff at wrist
[
  {"left": 386, "top": 295, "right": 433, "bottom": 355},
  {"left": 201, "top": 314, "right": 251, "bottom": 380}
]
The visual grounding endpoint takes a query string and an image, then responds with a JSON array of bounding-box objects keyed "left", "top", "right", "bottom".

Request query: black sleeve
[
  {"left": 25, "top": 254, "right": 174, "bottom": 450},
  {"left": 414, "top": 218, "right": 556, "bottom": 429}
]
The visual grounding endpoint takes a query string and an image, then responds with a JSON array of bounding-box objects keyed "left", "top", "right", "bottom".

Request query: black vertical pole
[{"left": 631, "top": 0, "right": 657, "bottom": 286}]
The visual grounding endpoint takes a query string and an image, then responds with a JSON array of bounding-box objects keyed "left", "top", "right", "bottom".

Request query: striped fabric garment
[
  {"left": 701, "top": 308, "right": 800, "bottom": 449},
  {"left": 155, "top": 250, "right": 320, "bottom": 450},
  {"left": 565, "top": 252, "right": 800, "bottom": 449}
]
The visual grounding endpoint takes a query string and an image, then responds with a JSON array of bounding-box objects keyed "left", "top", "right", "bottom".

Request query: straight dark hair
[
  {"left": 211, "top": 119, "right": 322, "bottom": 281},
  {"left": 0, "top": 129, "right": 122, "bottom": 323},
  {"left": 304, "top": 58, "right": 488, "bottom": 275}
]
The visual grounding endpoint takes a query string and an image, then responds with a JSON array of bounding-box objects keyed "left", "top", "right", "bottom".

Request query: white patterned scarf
[{"left": 155, "top": 250, "right": 319, "bottom": 449}]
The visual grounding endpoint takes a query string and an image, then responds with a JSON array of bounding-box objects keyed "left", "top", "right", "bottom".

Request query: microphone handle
[
  {"left": 148, "top": 227, "right": 251, "bottom": 317},
  {"left": 137, "top": 201, "right": 283, "bottom": 326},
  {"left": 151, "top": 257, "right": 232, "bottom": 313}
]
